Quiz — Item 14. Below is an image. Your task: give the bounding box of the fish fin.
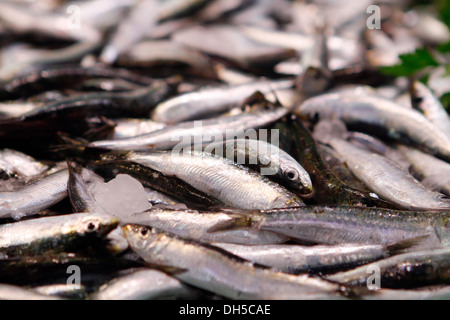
[206,214,256,233]
[386,234,431,256]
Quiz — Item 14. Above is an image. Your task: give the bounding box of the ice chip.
[91,174,152,220]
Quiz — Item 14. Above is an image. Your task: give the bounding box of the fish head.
[280,165,314,195]
[65,213,119,238]
[122,224,163,253]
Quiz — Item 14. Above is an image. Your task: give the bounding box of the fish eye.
[284,169,299,181]
[84,219,100,233]
[139,227,152,239]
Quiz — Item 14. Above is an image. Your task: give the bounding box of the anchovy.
[0,65,155,101]
[120,150,303,210]
[225,206,450,248]
[297,92,450,162]
[398,145,450,197]
[322,136,450,211]
[152,79,294,124]
[32,284,87,300]
[213,241,415,275]
[0,213,119,258]
[326,247,450,289]
[91,268,199,300]
[88,107,288,151]
[411,81,450,137]
[0,169,69,219]
[123,225,353,300]
[205,138,313,194]
[0,149,49,179]
[287,115,391,207]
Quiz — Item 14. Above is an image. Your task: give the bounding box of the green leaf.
[436,0,450,30]
[379,48,439,77]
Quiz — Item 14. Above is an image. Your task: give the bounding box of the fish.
[88,107,288,151]
[313,120,450,211]
[398,145,450,197]
[204,138,313,194]
[221,206,450,248]
[0,64,155,101]
[411,81,450,138]
[297,92,450,162]
[326,247,450,289]
[286,115,390,207]
[0,213,119,258]
[151,78,294,124]
[91,268,200,300]
[0,169,69,219]
[213,241,417,275]
[0,284,64,300]
[122,224,354,300]
[117,150,304,210]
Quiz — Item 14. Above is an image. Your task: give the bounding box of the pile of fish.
[0,0,450,300]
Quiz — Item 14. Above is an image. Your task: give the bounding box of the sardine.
[151,79,294,124]
[327,247,450,289]
[0,213,119,258]
[120,150,303,210]
[297,92,450,162]
[123,224,353,300]
[314,121,450,210]
[213,241,415,275]
[88,107,288,151]
[91,268,199,300]
[205,139,313,194]
[224,206,450,248]
[411,81,450,138]
[0,169,69,219]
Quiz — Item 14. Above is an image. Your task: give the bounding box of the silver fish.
[297,92,450,162]
[92,268,198,300]
[0,212,119,258]
[411,81,450,138]
[88,107,288,151]
[213,242,411,275]
[123,225,352,300]
[398,145,450,197]
[0,169,69,219]
[123,151,303,210]
[205,138,313,194]
[151,79,294,124]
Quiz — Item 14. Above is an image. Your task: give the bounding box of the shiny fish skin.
[398,145,450,197]
[91,268,198,300]
[123,225,352,300]
[213,242,405,275]
[232,206,450,248]
[124,151,304,210]
[152,78,294,124]
[0,65,155,101]
[111,119,167,140]
[0,169,69,219]
[0,213,119,258]
[0,149,49,179]
[326,247,450,288]
[297,92,450,162]
[411,81,450,138]
[0,284,63,300]
[287,116,391,208]
[206,139,313,194]
[88,107,288,151]
[325,137,450,211]
[124,207,289,245]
